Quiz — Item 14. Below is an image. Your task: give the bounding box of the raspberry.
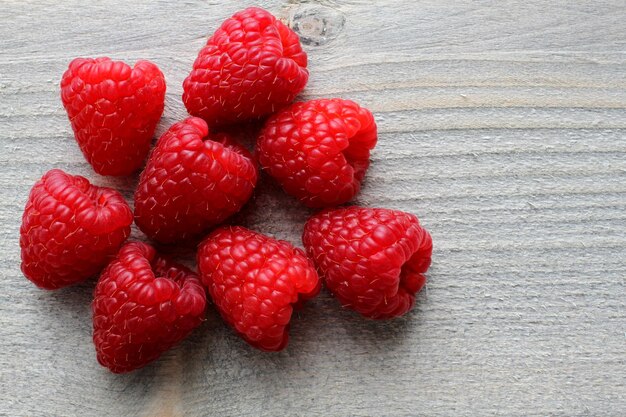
[302,206,432,319]
[183,7,308,126]
[92,241,206,373]
[61,57,166,176]
[197,226,320,351]
[134,117,258,243]
[19,169,133,290]
[256,98,377,208]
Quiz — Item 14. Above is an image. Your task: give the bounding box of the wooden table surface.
[1,1,625,416]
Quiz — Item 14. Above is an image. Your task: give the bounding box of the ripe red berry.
[19,169,133,290]
[302,206,432,319]
[256,98,377,208]
[134,117,258,243]
[92,241,206,373]
[183,7,308,126]
[197,226,320,351]
[61,57,166,176]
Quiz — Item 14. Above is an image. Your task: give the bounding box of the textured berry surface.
[19,169,133,290]
[183,7,308,126]
[257,98,377,208]
[302,206,432,319]
[198,226,320,351]
[93,242,206,373]
[134,117,258,243]
[61,57,166,175]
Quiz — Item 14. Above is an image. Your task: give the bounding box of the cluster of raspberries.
[19,7,433,373]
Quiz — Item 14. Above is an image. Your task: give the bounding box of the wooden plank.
[1,1,625,416]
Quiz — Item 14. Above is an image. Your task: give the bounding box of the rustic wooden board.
[1,1,625,416]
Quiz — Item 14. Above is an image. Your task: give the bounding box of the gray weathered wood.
[1,1,625,416]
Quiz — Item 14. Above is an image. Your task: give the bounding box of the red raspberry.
[61,57,166,176]
[302,206,432,319]
[19,169,133,290]
[197,226,320,351]
[92,241,206,373]
[183,7,308,126]
[134,117,258,243]
[256,98,377,208]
